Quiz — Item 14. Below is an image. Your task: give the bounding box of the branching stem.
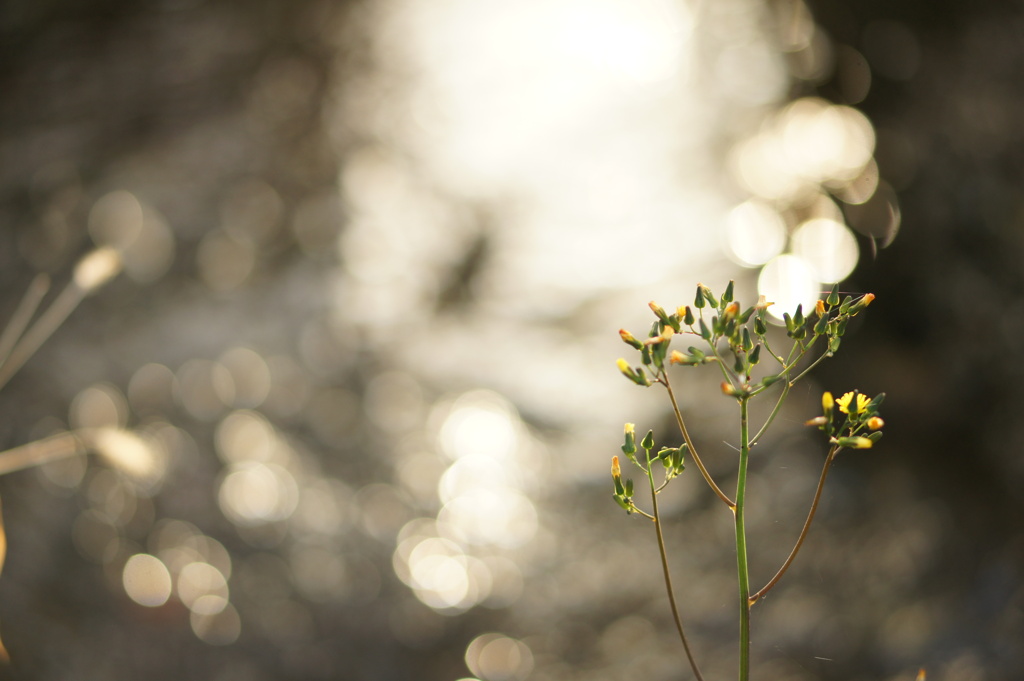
[749,445,840,606]
[662,374,735,508]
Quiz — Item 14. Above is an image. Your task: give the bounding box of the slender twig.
[0,274,50,370]
[0,432,85,476]
[647,449,706,681]
[749,380,790,446]
[734,397,753,681]
[0,281,88,392]
[662,374,735,508]
[749,445,839,606]
[786,347,833,385]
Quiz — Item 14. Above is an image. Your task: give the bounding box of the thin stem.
[647,449,706,681]
[0,280,88,392]
[0,431,85,476]
[662,374,735,508]
[749,446,839,606]
[749,380,790,446]
[735,397,752,681]
[786,346,832,385]
[0,273,50,371]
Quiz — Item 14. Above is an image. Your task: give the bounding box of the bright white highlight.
[758,254,819,322]
[791,218,859,283]
[122,553,172,607]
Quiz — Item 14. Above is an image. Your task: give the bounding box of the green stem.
[662,375,735,508]
[735,397,752,681]
[749,380,790,446]
[647,450,706,681]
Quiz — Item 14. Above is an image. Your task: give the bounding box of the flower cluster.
[806,389,885,449]
[615,281,876,399]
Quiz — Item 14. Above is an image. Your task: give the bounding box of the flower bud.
[826,284,840,307]
[648,301,669,322]
[622,423,636,455]
[669,350,691,365]
[822,391,834,414]
[619,328,643,349]
[815,298,826,318]
[804,416,828,427]
[611,455,621,479]
[848,293,876,314]
[867,416,885,430]
[837,436,873,449]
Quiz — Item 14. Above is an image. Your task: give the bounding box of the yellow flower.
[624,423,635,436]
[836,391,870,415]
[867,416,885,430]
[822,391,834,413]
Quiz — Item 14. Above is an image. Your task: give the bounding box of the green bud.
[761,374,783,388]
[671,447,685,472]
[614,494,631,511]
[839,295,853,314]
[649,301,670,324]
[641,429,655,451]
[848,293,875,314]
[683,306,695,326]
[699,318,712,340]
[827,284,840,307]
[694,285,706,309]
[614,476,625,496]
[622,423,637,455]
[792,304,804,328]
[619,328,644,349]
[749,344,761,365]
[742,328,753,352]
[723,280,735,303]
[814,314,829,335]
[701,285,718,309]
[836,436,873,449]
[625,478,634,496]
[754,315,767,336]
[739,306,755,324]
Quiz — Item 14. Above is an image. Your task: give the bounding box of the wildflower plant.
[613,281,884,681]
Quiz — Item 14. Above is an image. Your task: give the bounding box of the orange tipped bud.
[611,455,621,479]
[867,416,885,430]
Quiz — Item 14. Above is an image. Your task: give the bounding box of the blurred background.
[0,0,1021,680]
